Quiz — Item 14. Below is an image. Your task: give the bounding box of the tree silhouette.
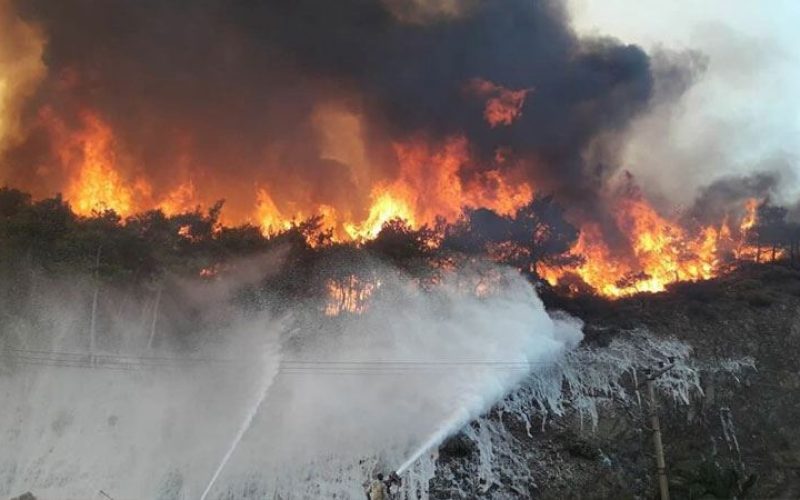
[441,195,579,278]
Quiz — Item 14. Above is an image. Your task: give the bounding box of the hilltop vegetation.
[0,186,581,296]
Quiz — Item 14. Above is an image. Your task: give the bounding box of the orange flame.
[253,135,533,242]
[344,190,416,240]
[255,188,294,236]
[541,197,763,297]
[468,78,533,128]
[30,106,774,300]
[61,112,143,216]
[199,265,218,278]
[740,198,758,232]
[325,275,377,316]
[159,180,198,215]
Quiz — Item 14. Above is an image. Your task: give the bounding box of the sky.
[568,0,800,206]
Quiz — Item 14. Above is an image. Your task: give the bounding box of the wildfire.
[255,188,295,236]
[740,198,758,232]
[468,78,533,128]
[19,106,774,300]
[344,190,416,240]
[541,197,762,297]
[325,276,378,316]
[251,135,533,242]
[0,0,45,153]
[41,109,198,218]
[199,265,218,278]
[365,137,531,227]
[159,180,198,215]
[53,111,143,217]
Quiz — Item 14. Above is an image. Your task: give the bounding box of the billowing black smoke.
[9,0,656,219]
[689,171,782,226]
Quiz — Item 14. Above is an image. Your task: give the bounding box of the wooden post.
[147,285,162,350]
[89,245,102,366]
[646,378,670,500]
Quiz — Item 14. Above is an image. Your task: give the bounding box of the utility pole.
[89,245,102,367]
[646,372,670,500]
[636,360,675,500]
[147,285,162,350]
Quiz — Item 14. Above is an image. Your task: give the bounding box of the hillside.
[429,264,800,499]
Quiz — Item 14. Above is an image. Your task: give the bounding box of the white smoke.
[0,263,582,499]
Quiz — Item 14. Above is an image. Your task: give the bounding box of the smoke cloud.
[0,0,45,155]
[568,2,800,211]
[688,170,784,226]
[0,260,582,498]
[2,0,659,223]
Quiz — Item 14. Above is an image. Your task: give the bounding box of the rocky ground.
[429,264,800,499]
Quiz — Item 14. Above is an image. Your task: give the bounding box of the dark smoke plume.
[6,0,658,220]
[689,170,784,226]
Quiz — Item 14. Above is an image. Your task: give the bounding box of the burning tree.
[748,202,789,263]
[507,195,581,276]
[364,218,436,271]
[442,195,580,280]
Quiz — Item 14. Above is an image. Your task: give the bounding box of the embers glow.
[324,276,378,316]
[199,265,218,278]
[468,78,533,128]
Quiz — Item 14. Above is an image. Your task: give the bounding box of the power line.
[0,355,553,373]
[3,348,782,378]
[0,347,564,369]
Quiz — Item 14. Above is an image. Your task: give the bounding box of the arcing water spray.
[396,407,470,475]
[199,353,279,500]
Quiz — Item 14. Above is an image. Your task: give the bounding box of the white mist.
[1,264,582,499]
